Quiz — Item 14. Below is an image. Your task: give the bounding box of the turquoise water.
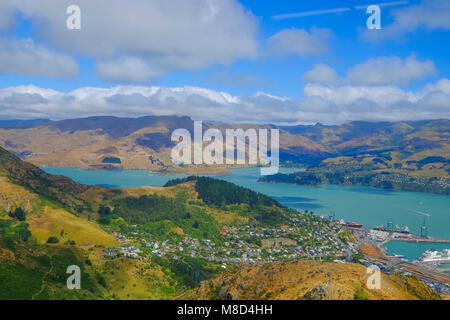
[439,263,450,269]
[43,167,188,188]
[42,166,450,256]
[383,241,450,260]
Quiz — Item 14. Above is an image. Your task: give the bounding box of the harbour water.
[43,167,450,258]
[43,167,187,188]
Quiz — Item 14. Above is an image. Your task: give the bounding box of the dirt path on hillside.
[32,257,54,300]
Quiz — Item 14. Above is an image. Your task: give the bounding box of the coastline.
[258,178,450,196]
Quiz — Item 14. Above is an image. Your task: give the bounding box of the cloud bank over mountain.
[1,78,448,124]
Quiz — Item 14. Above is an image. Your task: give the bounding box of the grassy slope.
[0,178,117,247]
[0,237,105,300]
[0,145,118,246]
[27,207,117,246]
[182,260,442,300]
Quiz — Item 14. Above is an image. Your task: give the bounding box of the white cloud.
[301,55,436,86]
[347,55,436,85]
[304,83,418,108]
[10,0,259,83]
[301,64,341,85]
[266,27,332,56]
[303,80,450,119]
[361,0,450,41]
[0,38,79,78]
[422,78,450,94]
[0,1,334,83]
[0,80,448,124]
[96,57,161,83]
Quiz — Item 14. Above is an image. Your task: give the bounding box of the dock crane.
[420,217,428,238]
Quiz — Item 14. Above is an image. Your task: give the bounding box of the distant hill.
[50,115,193,139]
[0,119,51,129]
[279,119,450,169]
[0,116,448,178]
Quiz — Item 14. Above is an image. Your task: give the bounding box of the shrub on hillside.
[8,207,27,221]
[46,236,59,244]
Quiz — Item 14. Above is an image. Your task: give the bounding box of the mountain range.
[0,117,448,179]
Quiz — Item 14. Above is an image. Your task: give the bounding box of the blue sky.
[0,0,449,123]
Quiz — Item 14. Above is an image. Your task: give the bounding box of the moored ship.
[420,249,450,263]
[373,225,410,234]
[373,225,387,232]
[346,222,363,228]
[394,225,410,234]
